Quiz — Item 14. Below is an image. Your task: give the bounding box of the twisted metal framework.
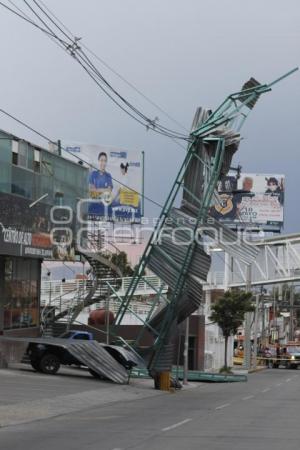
[110,68,298,373]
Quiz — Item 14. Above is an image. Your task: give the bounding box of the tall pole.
[261,288,266,346]
[243,264,252,370]
[183,317,190,385]
[289,283,295,341]
[253,294,260,369]
[106,295,110,345]
[224,252,230,290]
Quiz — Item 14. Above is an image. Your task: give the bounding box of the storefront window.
[3,257,39,330]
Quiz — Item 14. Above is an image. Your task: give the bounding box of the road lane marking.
[242,395,254,401]
[162,418,192,432]
[286,378,291,382]
[215,403,230,410]
[276,383,282,387]
[262,388,271,393]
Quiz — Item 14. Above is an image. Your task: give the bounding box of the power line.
[0,1,65,43]
[4,4,188,150]
[37,0,189,133]
[6,0,70,54]
[2,0,190,141]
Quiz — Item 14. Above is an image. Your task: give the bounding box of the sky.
[0,0,299,232]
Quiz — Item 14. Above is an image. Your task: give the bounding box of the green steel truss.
[109,68,298,371]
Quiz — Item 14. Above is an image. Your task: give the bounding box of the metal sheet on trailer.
[0,337,130,384]
[103,344,146,369]
[66,341,129,384]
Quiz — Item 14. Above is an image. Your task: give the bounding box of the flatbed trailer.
[0,336,144,384]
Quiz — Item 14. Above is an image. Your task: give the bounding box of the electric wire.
[38,0,190,133]
[35,0,189,133]
[8,0,190,141]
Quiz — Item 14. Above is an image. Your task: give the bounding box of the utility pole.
[261,287,266,346]
[243,264,252,370]
[252,294,260,369]
[289,283,295,341]
[105,295,110,345]
[183,317,190,385]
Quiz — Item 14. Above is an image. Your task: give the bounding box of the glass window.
[3,257,39,330]
[27,147,34,171]
[18,141,28,168]
[54,192,64,206]
[11,141,37,172]
[73,334,90,340]
[34,149,41,173]
[12,152,18,165]
[11,165,33,199]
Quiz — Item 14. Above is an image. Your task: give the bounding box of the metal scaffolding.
[109,68,298,374]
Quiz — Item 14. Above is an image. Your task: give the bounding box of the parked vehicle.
[263,344,300,369]
[281,345,300,369]
[59,330,94,341]
[1,334,143,384]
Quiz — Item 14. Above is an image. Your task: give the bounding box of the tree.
[110,251,134,277]
[209,290,254,371]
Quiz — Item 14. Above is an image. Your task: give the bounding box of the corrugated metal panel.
[0,337,133,384]
[209,127,240,176]
[159,231,211,280]
[202,218,259,263]
[176,279,203,324]
[183,106,241,207]
[190,107,212,132]
[169,207,258,264]
[182,139,206,212]
[238,78,262,109]
[182,107,209,212]
[148,248,179,290]
[103,344,146,369]
[149,276,203,330]
[152,343,174,372]
[66,341,129,383]
[149,242,210,284]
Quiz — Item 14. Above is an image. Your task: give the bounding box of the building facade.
[0,129,88,336]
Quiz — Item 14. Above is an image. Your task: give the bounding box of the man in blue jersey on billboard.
[88,151,113,218]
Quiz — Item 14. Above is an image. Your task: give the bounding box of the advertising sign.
[64,143,143,223]
[0,192,76,260]
[210,173,285,231]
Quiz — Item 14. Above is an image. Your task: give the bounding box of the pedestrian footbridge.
[207,233,300,288]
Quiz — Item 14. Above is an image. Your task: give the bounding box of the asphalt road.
[1,368,299,450]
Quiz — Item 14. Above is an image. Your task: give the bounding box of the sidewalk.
[0,364,164,428]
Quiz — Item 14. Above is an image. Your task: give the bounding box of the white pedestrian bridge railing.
[40,275,168,307]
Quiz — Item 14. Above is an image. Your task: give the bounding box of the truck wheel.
[39,353,60,375]
[88,368,107,380]
[31,360,42,372]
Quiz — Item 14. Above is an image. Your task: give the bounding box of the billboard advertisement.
[64,143,143,223]
[210,173,285,230]
[0,192,76,260]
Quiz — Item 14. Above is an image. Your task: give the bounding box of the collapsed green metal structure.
[109,68,298,375]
